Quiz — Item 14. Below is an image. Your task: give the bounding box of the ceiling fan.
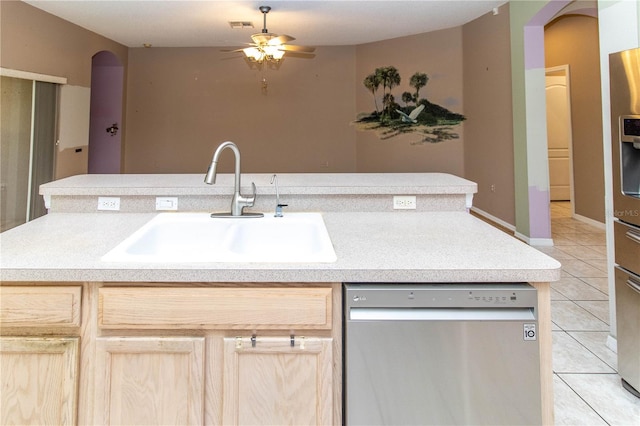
[230,5,315,64]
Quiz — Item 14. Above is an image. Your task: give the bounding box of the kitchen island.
[0,173,560,425]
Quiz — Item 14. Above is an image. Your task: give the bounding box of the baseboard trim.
[606,334,617,354]
[469,207,515,232]
[573,213,606,230]
[514,232,555,247]
[471,207,557,246]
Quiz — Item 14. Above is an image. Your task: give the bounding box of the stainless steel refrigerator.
[609,46,640,398]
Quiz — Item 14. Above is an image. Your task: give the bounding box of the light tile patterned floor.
[535,202,640,425]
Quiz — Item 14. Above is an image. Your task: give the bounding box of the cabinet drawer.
[0,286,82,328]
[99,286,332,330]
[614,221,640,276]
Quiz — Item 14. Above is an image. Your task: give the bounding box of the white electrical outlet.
[98,196,120,211]
[156,197,178,211]
[393,195,417,210]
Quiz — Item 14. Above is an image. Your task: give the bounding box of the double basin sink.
[102,212,337,263]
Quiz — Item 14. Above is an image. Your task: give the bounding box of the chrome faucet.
[270,174,288,217]
[204,141,263,218]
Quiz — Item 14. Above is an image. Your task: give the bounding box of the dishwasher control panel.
[344,283,538,310]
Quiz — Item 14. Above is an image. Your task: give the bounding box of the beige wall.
[462,4,515,225]
[545,14,604,223]
[124,46,356,173]
[355,28,465,175]
[3,0,516,219]
[0,1,127,87]
[0,0,128,179]
[125,29,469,175]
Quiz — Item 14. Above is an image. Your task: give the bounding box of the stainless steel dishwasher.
[344,283,542,425]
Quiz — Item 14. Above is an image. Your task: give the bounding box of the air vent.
[229,21,254,29]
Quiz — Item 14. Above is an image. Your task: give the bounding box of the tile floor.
[534,201,640,425]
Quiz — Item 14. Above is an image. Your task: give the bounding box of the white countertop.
[40,173,477,196]
[0,211,560,283]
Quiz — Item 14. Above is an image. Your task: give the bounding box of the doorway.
[543,11,604,226]
[88,51,124,174]
[545,66,574,207]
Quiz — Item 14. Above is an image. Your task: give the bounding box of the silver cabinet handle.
[627,276,640,295]
[625,230,640,244]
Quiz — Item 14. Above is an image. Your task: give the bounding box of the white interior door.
[545,67,573,201]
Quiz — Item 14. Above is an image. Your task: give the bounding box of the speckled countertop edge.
[0,211,561,283]
[40,173,478,196]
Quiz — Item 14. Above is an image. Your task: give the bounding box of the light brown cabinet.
[97,286,333,330]
[92,284,337,425]
[0,285,82,330]
[91,334,333,425]
[93,336,205,425]
[90,334,334,426]
[0,337,79,426]
[222,336,333,425]
[1,282,340,425]
[0,285,82,425]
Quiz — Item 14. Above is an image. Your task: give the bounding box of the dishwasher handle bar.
[349,307,536,321]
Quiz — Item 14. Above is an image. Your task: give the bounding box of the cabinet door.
[93,337,205,425]
[0,337,79,426]
[222,336,332,425]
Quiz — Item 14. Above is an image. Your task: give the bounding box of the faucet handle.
[246,182,257,206]
[236,182,257,209]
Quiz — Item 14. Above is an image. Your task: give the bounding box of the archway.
[514,0,573,245]
[544,11,603,227]
[89,51,123,173]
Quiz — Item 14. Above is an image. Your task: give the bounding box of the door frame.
[88,51,124,174]
[545,64,575,215]
[0,68,66,228]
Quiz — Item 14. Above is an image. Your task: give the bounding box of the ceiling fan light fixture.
[243,47,264,62]
[263,45,281,56]
[230,5,314,65]
[243,45,283,63]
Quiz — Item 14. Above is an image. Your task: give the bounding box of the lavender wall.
[88,51,123,174]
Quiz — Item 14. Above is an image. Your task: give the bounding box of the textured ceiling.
[23,0,507,48]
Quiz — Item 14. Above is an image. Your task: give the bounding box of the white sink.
[101,212,337,263]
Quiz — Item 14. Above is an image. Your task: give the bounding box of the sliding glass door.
[1,76,57,231]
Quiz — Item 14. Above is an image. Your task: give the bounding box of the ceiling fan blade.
[251,33,267,44]
[251,33,284,45]
[221,48,247,53]
[279,45,316,53]
[269,34,295,45]
[285,51,316,59]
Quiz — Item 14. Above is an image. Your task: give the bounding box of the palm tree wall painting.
[355,66,465,144]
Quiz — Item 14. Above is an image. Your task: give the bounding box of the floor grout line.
[483,202,638,424]
[537,202,634,424]
[555,373,613,426]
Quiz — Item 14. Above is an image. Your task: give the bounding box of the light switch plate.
[156,197,178,211]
